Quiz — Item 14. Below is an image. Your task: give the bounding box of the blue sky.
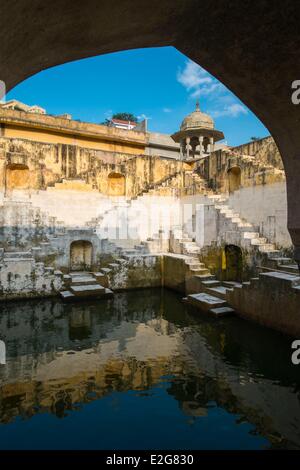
[6,46,268,146]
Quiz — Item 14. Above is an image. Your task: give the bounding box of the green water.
[0,288,299,449]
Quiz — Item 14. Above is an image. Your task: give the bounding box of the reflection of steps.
[60,271,113,301]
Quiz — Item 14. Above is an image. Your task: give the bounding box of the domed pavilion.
[171,101,224,160]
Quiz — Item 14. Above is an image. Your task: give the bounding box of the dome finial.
[196,100,200,111]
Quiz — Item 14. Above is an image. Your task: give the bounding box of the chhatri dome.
[171,101,224,160]
[180,101,214,131]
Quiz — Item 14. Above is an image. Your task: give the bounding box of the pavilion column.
[186,137,190,160]
[179,139,185,160]
[199,136,203,156]
[209,137,214,153]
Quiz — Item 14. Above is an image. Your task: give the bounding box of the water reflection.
[0,289,299,449]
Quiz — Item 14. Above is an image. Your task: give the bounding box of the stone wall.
[198,136,285,194]
[228,182,291,248]
[106,255,162,290]
[0,136,181,199]
[0,251,63,301]
[227,272,300,337]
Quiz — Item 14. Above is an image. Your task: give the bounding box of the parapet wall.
[227,272,300,337]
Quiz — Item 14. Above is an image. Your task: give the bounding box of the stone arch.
[227,166,241,194]
[6,164,30,190]
[224,244,243,281]
[0,340,5,365]
[2,3,300,263]
[70,240,93,271]
[108,172,125,196]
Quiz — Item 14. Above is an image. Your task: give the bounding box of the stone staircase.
[133,171,181,198]
[170,228,201,256]
[207,194,280,256]
[184,292,235,317]
[261,254,299,274]
[60,271,113,301]
[184,267,240,317]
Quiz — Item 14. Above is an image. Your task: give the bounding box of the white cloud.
[177,61,212,91]
[177,59,248,120]
[190,83,224,99]
[138,113,152,120]
[211,103,248,118]
[163,107,172,113]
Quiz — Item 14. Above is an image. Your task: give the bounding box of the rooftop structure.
[1,99,46,115]
[171,101,224,160]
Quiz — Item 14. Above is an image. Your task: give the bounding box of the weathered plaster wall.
[198,137,285,194]
[0,136,181,199]
[163,253,196,293]
[107,255,162,290]
[228,182,291,248]
[0,252,63,301]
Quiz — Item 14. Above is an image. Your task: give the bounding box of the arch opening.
[227,166,241,194]
[70,240,93,271]
[224,244,243,281]
[107,172,125,196]
[6,164,30,190]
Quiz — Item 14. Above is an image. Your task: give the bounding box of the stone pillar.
[199,136,203,156]
[209,137,214,153]
[186,137,190,160]
[179,139,185,160]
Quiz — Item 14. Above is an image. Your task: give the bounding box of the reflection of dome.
[180,101,214,131]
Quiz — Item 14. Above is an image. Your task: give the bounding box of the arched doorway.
[108,172,125,196]
[6,164,30,190]
[224,245,243,281]
[227,166,241,194]
[70,240,92,271]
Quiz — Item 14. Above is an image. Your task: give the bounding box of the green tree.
[101,112,138,125]
[112,112,138,122]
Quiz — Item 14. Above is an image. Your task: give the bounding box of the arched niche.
[224,244,243,281]
[6,164,30,190]
[107,172,125,196]
[227,166,241,194]
[70,240,93,271]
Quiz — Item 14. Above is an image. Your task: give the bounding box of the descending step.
[60,271,113,301]
[185,292,227,310]
[207,285,233,300]
[70,284,106,296]
[184,292,235,317]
